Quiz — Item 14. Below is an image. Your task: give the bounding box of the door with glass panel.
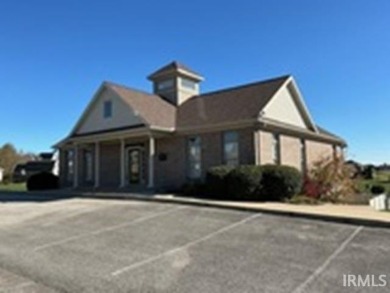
[127,148,143,184]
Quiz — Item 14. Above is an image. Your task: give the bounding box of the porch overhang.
[53,124,174,149]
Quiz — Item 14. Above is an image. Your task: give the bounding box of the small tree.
[361,164,376,180]
[304,156,356,202]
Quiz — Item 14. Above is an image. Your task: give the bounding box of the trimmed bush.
[181,181,205,197]
[205,166,233,198]
[226,165,263,200]
[260,165,302,201]
[27,172,59,191]
[370,185,385,195]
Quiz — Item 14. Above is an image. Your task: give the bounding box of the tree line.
[0,143,36,179]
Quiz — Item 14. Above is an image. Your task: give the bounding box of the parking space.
[0,195,389,292]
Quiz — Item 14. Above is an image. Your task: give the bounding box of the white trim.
[70,83,107,136]
[288,78,318,132]
[73,145,79,188]
[254,131,260,165]
[149,126,175,132]
[260,76,318,133]
[94,142,100,188]
[147,137,155,189]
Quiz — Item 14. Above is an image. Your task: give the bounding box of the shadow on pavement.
[0,191,74,203]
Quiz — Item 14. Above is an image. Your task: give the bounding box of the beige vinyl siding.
[262,86,307,129]
[77,88,143,135]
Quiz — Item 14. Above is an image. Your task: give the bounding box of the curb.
[77,193,390,229]
[1,190,389,229]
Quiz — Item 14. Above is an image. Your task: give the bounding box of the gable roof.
[176,75,290,129]
[61,72,345,147]
[106,82,176,130]
[69,82,176,137]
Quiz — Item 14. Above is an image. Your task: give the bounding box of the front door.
[127,148,143,184]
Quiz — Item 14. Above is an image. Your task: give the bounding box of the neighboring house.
[0,167,3,183]
[12,152,58,182]
[55,61,346,191]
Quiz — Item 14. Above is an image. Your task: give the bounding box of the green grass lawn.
[356,170,390,193]
[0,183,27,192]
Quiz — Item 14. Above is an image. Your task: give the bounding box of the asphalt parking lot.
[0,194,389,293]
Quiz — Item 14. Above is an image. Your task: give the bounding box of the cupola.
[148,61,203,105]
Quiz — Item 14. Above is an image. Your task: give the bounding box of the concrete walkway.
[1,190,389,227]
[73,192,390,228]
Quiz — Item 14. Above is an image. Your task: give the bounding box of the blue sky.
[0,0,389,163]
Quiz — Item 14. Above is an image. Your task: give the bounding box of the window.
[300,139,307,172]
[83,149,93,182]
[103,101,112,118]
[66,150,74,182]
[223,131,239,166]
[187,136,202,179]
[181,78,197,90]
[272,133,280,164]
[157,79,174,91]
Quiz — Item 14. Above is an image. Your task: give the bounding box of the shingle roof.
[106,82,176,129]
[148,61,202,80]
[102,76,289,132]
[176,75,290,128]
[316,125,346,145]
[101,76,344,145]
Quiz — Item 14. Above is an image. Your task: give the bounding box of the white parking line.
[111,212,262,277]
[33,205,186,252]
[291,226,363,293]
[41,206,103,227]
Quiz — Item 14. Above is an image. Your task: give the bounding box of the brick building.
[56,62,346,191]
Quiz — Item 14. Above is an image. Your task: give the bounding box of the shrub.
[27,172,59,191]
[302,175,322,199]
[205,166,233,198]
[2,174,12,185]
[205,165,301,201]
[226,165,263,200]
[181,180,206,197]
[305,156,356,202]
[370,185,385,195]
[260,165,302,201]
